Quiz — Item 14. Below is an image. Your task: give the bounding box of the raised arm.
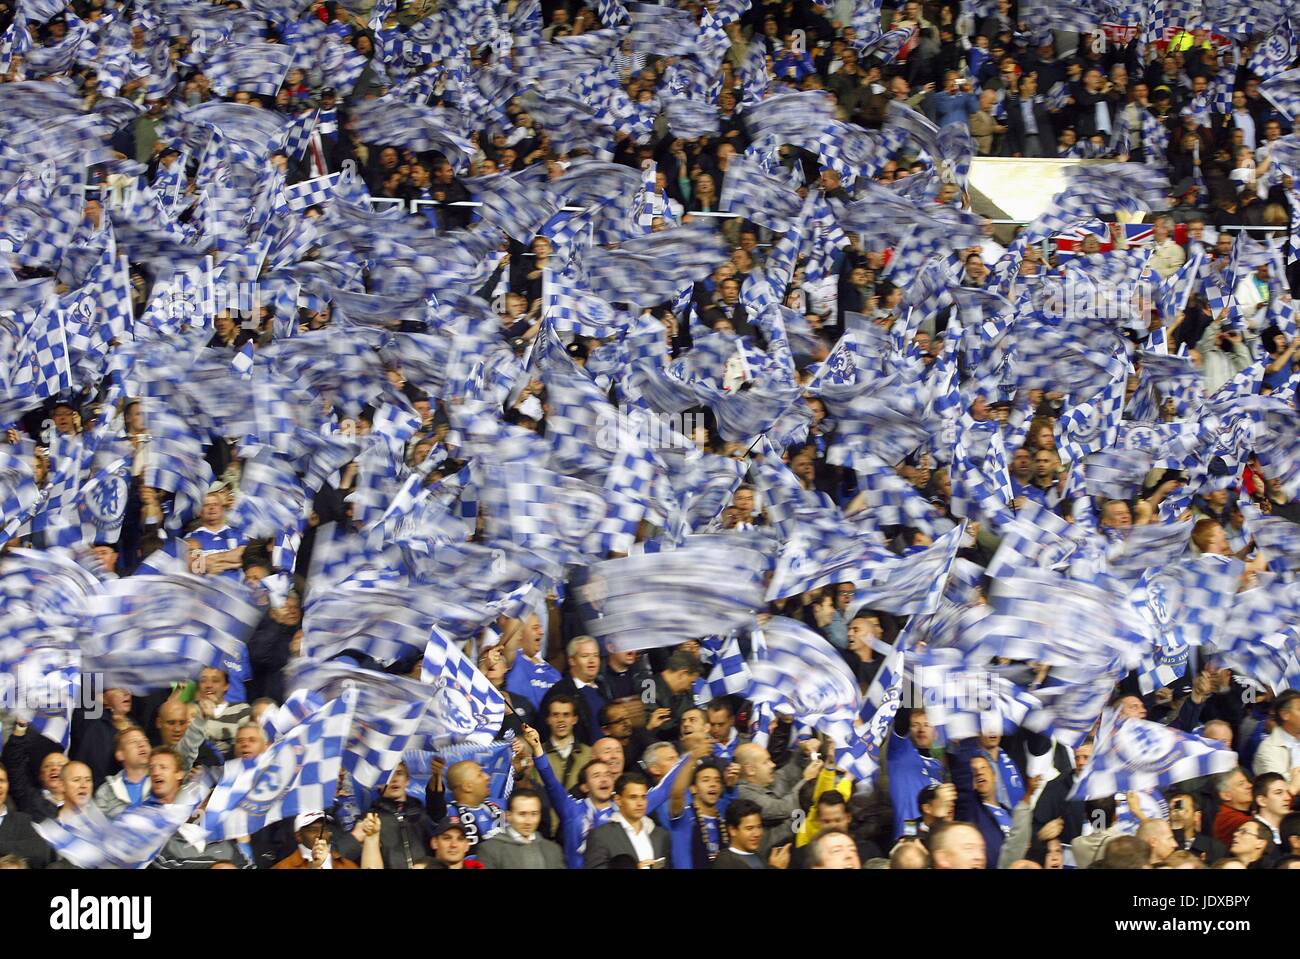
[523,724,573,826]
[359,813,384,869]
[667,743,710,820]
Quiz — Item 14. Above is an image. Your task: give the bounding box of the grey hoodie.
[475,829,566,870]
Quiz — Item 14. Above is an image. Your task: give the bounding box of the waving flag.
[910,647,1050,739]
[693,633,752,704]
[1249,19,1300,82]
[718,153,807,233]
[1155,251,1205,322]
[1129,555,1243,693]
[747,617,862,746]
[573,540,768,653]
[859,639,905,763]
[1069,710,1238,801]
[421,630,507,746]
[203,689,356,840]
[79,572,260,689]
[35,781,209,869]
[1,444,41,538]
[843,522,967,616]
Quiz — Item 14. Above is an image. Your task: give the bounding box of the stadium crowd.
[2,0,1300,871]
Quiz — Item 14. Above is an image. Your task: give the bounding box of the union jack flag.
[1054,221,1113,258]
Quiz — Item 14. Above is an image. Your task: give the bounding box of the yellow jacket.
[794,768,853,847]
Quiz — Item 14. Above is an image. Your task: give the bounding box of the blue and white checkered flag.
[986,500,1078,577]
[1083,448,1155,500]
[843,522,967,616]
[281,108,318,161]
[282,172,341,211]
[574,539,769,653]
[1213,572,1300,658]
[859,640,905,764]
[464,166,561,243]
[80,572,261,688]
[35,780,209,869]
[20,306,73,399]
[910,647,1050,740]
[693,634,752,705]
[45,457,133,548]
[1129,555,1243,693]
[595,0,631,27]
[303,576,495,667]
[230,340,255,380]
[260,688,326,742]
[204,40,295,97]
[849,452,949,537]
[1057,370,1127,466]
[203,689,356,840]
[0,444,41,539]
[1240,503,1300,573]
[626,1,699,57]
[718,152,807,233]
[1258,65,1300,118]
[746,616,862,748]
[542,269,625,339]
[766,530,893,602]
[1069,709,1238,801]
[342,694,428,791]
[979,570,1148,675]
[1249,18,1300,82]
[1157,251,1204,320]
[421,629,507,747]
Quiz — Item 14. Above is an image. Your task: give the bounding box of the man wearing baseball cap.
[426,815,484,869]
[273,812,359,869]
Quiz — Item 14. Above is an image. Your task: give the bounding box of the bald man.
[930,822,987,869]
[890,841,931,869]
[1202,720,1233,747]
[1137,819,1179,864]
[153,698,221,773]
[446,760,503,849]
[1007,859,1042,869]
[57,762,95,820]
[734,741,822,856]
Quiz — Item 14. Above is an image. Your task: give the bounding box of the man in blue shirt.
[189,489,247,581]
[773,34,816,82]
[925,71,981,127]
[888,707,946,838]
[523,725,684,869]
[667,748,732,869]
[504,613,560,711]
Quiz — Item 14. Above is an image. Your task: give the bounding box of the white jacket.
[1253,727,1300,778]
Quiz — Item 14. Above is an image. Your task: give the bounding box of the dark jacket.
[711,847,767,869]
[244,614,297,703]
[583,818,672,868]
[68,710,122,788]
[541,678,607,747]
[368,796,434,870]
[1032,768,1087,846]
[0,809,53,867]
[1003,94,1057,157]
[596,658,654,704]
[950,744,1011,868]
[1,731,61,821]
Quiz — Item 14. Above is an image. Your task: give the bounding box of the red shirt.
[1212,805,1251,848]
